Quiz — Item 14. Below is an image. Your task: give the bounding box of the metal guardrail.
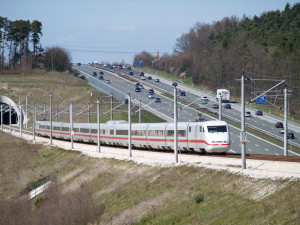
[18,174,56,197]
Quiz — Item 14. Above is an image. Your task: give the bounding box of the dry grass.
[0,182,103,225]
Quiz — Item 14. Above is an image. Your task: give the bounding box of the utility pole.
[173,82,178,163]
[111,94,113,121]
[19,104,22,137]
[1,105,3,131]
[284,87,288,156]
[97,98,101,153]
[25,94,28,129]
[33,104,36,141]
[241,71,246,169]
[55,105,58,122]
[128,94,132,158]
[50,92,53,145]
[218,93,222,120]
[70,101,73,150]
[9,104,12,134]
[139,100,141,123]
[87,103,90,123]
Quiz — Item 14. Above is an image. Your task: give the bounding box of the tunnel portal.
[0,96,20,125]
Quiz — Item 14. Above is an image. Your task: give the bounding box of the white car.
[279,128,284,134]
[141,77,146,80]
[245,112,251,117]
[149,94,154,99]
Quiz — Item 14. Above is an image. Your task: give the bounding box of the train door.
[187,123,196,150]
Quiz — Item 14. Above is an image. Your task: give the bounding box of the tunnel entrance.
[0,95,20,125]
[0,103,18,125]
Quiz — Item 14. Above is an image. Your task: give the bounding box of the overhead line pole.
[97,98,101,153]
[241,71,246,169]
[128,94,132,158]
[284,87,288,156]
[173,82,178,163]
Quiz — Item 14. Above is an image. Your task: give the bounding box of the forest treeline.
[134,3,300,116]
[0,17,71,72]
[0,17,43,69]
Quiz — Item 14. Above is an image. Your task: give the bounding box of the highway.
[73,64,300,157]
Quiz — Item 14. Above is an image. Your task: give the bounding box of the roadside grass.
[0,70,164,124]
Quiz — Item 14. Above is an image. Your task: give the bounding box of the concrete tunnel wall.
[0,95,21,125]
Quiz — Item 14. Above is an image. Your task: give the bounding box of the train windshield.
[207,125,227,133]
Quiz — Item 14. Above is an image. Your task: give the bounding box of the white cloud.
[108,25,137,31]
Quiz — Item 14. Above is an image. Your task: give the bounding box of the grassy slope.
[0,131,299,224]
[0,71,164,123]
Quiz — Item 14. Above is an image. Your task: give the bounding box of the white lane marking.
[265,149,269,151]
[275,153,279,155]
[248,149,252,151]
[255,144,259,147]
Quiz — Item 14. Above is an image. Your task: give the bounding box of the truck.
[216,89,230,102]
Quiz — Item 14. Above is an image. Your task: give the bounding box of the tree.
[44,47,71,72]
[31,20,42,58]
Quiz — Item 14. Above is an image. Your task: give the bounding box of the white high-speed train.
[35,120,230,153]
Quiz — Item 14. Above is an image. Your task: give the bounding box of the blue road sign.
[136,61,143,66]
[257,95,266,103]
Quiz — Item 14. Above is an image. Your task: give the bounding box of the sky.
[1,0,299,65]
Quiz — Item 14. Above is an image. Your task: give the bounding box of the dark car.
[92,72,97,76]
[135,82,140,87]
[99,71,104,75]
[129,71,134,75]
[155,78,160,82]
[77,63,81,66]
[135,87,141,92]
[180,91,186,96]
[212,104,219,109]
[140,72,144,76]
[224,103,231,109]
[155,98,161,103]
[148,89,154,94]
[147,76,152,80]
[256,110,263,116]
[127,67,131,70]
[287,132,295,139]
[99,75,103,80]
[275,122,283,128]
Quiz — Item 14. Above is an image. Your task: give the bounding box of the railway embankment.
[1,127,300,224]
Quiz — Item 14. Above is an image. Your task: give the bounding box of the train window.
[73,128,79,132]
[148,130,163,136]
[39,125,45,129]
[116,130,128,135]
[80,128,89,133]
[53,126,60,131]
[178,130,186,137]
[167,130,186,137]
[132,130,145,136]
[91,129,98,134]
[110,130,114,135]
[62,127,69,132]
[167,130,174,136]
[189,127,191,132]
[199,126,202,132]
[46,126,50,130]
[207,126,227,133]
